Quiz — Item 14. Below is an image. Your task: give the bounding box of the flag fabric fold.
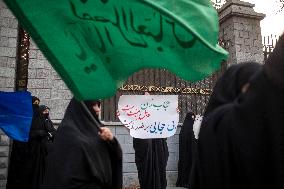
[4,0,228,100]
[0,91,33,142]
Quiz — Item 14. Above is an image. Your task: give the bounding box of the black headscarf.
[32,96,40,104]
[41,98,122,189]
[176,112,195,187]
[204,62,261,116]
[84,100,101,124]
[37,105,56,141]
[39,105,50,112]
[191,33,284,189]
[38,105,50,118]
[29,104,50,139]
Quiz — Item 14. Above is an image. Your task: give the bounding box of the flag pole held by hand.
[80,101,102,131]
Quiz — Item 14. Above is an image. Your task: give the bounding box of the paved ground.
[124,187,186,189]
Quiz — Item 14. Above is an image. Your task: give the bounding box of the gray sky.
[241,0,284,36]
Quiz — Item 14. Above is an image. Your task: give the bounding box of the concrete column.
[218,0,265,65]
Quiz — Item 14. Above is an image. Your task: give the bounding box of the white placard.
[193,115,203,139]
[117,95,179,139]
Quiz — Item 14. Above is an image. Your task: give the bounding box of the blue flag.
[0,91,33,142]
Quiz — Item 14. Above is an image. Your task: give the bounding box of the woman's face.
[33,100,40,105]
[92,103,101,116]
[43,109,50,114]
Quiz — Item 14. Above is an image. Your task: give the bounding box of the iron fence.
[101,62,227,122]
[263,34,279,61]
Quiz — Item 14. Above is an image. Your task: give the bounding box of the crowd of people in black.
[6,33,284,189]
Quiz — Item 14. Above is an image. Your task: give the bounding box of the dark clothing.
[7,104,49,189]
[189,63,261,189]
[133,138,169,189]
[195,70,284,189]
[176,112,195,187]
[38,105,56,141]
[204,62,261,116]
[190,34,284,189]
[41,98,122,189]
[6,141,33,189]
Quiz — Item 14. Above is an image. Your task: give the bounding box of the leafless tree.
[211,0,227,9]
[278,0,284,12]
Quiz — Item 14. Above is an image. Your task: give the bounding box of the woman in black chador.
[190,33,284,189]
[7,96,50,189]
[176,111,195,187]
[38,105,56,141]
[133,137,169,189]
[41,98,122,189]
[133,92,169,189]
[180,62,260,189]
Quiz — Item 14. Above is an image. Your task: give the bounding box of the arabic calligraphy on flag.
[68,0,197,54]
[117,95,179,139]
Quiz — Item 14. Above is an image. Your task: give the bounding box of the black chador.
[7,102,49,189]
[176,112,195,187]
[41,98,122,189]
[188,62,261,189]
[133,138,169,189]
[190,34,284,189]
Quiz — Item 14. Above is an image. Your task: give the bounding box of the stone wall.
[27,40,72,121]
[0,1,18,187]
[0,1,17,92]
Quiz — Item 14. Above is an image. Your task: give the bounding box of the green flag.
[5,0,228,100]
